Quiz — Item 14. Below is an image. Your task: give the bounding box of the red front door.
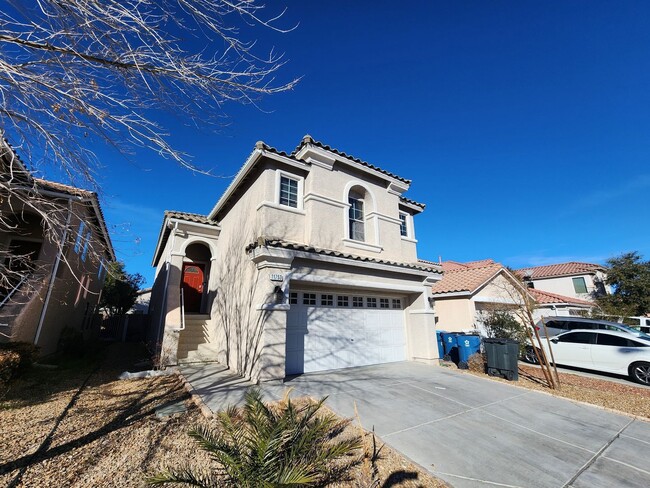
[181,263,205,313]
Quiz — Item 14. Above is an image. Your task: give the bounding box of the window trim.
[348,194,365,242]
[572,277,588,294]
[399,212,409,238]
[275,170,304,210]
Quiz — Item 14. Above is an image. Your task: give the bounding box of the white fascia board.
[430,291,473,299]
[168,218,221,234]
[89,196,116,261]
[289,273,426,293]
[151,215,171,267]
[398,200,425,214]
[296,145,410,191]
[285,248,438,279]
[473,296,521,305]
[208,148,309,220]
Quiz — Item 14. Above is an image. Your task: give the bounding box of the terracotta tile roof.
[516,262,604,279]
[35,178,94,198]
[247,238,442,274]
[292,135,411,184]
[441,259,496,272]
[164,210,218,226]
[430,262,504,294]
[528,288,593,306]
[399,195,425,209]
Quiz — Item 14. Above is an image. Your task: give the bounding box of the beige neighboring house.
[0,137,115,355]
[430,260,595,334]
[516,262,610,301]
[149,136,443,382]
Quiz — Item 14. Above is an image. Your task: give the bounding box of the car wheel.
[630,362,650,385]
[524,346,540,364]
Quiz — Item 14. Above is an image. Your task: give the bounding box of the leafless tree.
[1,0,298,185]
[0,1,298,319]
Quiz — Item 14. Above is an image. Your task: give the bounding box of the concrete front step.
[178,343,220,364]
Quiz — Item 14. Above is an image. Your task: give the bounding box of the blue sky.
[72,1,650,286]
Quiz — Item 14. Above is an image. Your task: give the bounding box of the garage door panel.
[286,293,406,375]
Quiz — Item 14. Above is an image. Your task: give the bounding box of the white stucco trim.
[342,238,383,253]
[256,201,307,215]
[289,273,426,293]
[179,236,218,258]
[303,192,347,208]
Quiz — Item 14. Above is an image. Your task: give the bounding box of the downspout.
[34,198,74,345]
[155,220,179,352]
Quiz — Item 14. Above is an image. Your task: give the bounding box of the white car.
[531,329,650,385]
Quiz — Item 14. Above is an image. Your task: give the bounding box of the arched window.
[348,189,365,241]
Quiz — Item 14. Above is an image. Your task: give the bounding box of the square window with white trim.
[279,175,299,208]
[366,297,377,308]
[379,298,390,309]
[352,296,364,307]
[320,294,333,306]
[399,213,408,237]
[303,293,316,305]
[392,298,402,309]
[289,292,298,304]
[337,295,349,307]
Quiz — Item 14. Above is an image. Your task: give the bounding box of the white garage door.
[285,291,407,375]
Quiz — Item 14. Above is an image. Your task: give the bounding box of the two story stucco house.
[149,136,442,382]
[0,136,115,355]
[515,262,610,301]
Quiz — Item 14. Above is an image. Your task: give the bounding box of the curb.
[176,371,214,418]
[455,367,650,423]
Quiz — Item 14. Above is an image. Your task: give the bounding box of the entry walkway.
[181,361,650,488]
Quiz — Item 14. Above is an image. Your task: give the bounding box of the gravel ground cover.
[463,356,650,419]
[0,343,446,487]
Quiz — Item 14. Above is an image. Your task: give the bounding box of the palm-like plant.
[148,388,362,487]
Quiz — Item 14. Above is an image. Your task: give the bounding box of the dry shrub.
[0,350,21,384]
[467,352,486,374]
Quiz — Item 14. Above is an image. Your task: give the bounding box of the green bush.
[148,388,362,487]
[57,327,85,356]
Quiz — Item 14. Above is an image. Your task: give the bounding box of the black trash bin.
[483,338,519,381]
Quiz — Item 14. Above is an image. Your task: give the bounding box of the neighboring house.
[430,260,595,334]
[0,137,115,355]
[149,136,443,382]
[129,287,151,314]
[516,262,610,301]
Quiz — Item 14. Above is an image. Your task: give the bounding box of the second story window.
[279,175,299,208]
[348,192,365,241]
[572,277,588,294]
[74,221,86,253]
[399,213,408,237]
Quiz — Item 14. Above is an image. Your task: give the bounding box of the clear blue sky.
[84,1,650,286]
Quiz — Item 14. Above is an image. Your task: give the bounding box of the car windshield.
[613,323,650,340]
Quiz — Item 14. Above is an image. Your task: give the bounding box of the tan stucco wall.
[1,197,109,356]
[531,274,598,301]
[434,298,475,332]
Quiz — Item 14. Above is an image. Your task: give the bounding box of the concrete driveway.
[281,362,650,488]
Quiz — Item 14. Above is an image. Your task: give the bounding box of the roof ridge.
[291,135,411,184]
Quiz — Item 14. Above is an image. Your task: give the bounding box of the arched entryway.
[181,242,212,314]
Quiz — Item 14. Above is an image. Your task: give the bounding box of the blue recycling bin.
[435,330,446,359]
[457,334,481,369]
[441,332,459,363]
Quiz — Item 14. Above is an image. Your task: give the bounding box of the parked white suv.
[532,329,650,385]
[535,316,650,340]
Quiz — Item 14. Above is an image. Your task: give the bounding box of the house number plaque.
[269,273,285,282]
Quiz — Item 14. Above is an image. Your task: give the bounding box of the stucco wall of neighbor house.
[1,199,109,356]
[434,298,474,332]
[530,274,597,300]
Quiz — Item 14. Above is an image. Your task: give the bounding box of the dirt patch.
[463,361,650,419]
[1,343,447,487]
